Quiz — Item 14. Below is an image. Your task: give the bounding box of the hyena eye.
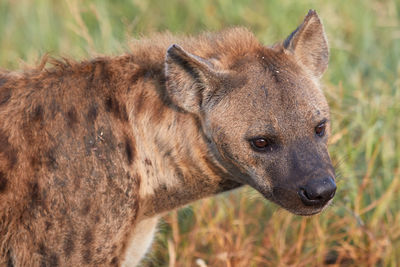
[315,121,326,137]
[250,137,274,152]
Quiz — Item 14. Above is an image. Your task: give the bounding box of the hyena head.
[165,10,335,216]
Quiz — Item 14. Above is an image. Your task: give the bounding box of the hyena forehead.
[211,50,330,130]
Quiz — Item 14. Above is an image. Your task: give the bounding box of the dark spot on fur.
[83,134,96,156]
[0,130,10,151]
[144,158,152,166]
[31,105,44,122]
[82,249,92,264]
[0,130,18,169]
[30,156,40,168]
[261,85,268,98]
[45,221,52,231]
[29,181,43,207]
[130,68,146,86]
[6,249,13,267]
[0,77,7,87]
[84,64,95,86]
[0,171,8,192]
[81,199,91,216]
[0,87,11,106]
[54,176,66,188]
[129,67,154,91]
[33,81,43,90]
[87,104,98,121]
[125,137,134,165]
[38,242,47,256]
[49,100,61,119]
[105,97,114,113]
[160,183,167,191]
[105,96,129,121]
[38,242,59,267]
[6,149,17,169]
[63,233,75,257]
[66,107,78,127]
[49,253,59,267]
[60,208,67,215]
[144,70,154,79]
[264,62,282,83]
[83,229,93,245]
[93,59,111,82]
[31,182,39,201]
[45,149,58,170]
[110,257,119,265]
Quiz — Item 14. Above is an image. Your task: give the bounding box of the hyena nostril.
[299,176,336,206]
[302,188,322,200]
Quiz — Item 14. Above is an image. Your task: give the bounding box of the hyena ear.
[165,44,220,114]
[283,10,329,78]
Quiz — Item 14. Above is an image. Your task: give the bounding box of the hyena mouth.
[270,177,336,216]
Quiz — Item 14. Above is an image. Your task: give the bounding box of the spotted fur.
[0,10,334,266]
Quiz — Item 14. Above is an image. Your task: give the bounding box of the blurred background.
[1,0,400,266]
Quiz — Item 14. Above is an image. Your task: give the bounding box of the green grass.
[1,0,400,266]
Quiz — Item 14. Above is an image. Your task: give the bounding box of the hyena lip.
[292,206,325,216]
[249,183,330,216]
[264,187,331,216]
[277,200,327,216]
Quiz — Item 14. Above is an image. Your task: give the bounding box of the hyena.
[0,10,335,266]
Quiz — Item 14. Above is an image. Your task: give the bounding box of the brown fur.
[0,10,334,266]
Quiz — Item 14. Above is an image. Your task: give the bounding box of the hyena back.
[0,10,335,266]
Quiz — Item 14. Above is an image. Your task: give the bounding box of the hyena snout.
[298,176,336,206]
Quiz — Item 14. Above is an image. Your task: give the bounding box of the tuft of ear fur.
[283,10,329,78]
[165,44,219,114]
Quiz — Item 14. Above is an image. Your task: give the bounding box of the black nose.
[299,176,336,206]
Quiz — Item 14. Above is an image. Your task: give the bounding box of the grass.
[1,0,400,266]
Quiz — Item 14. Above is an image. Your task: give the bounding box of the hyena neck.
[125,83,241,218]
